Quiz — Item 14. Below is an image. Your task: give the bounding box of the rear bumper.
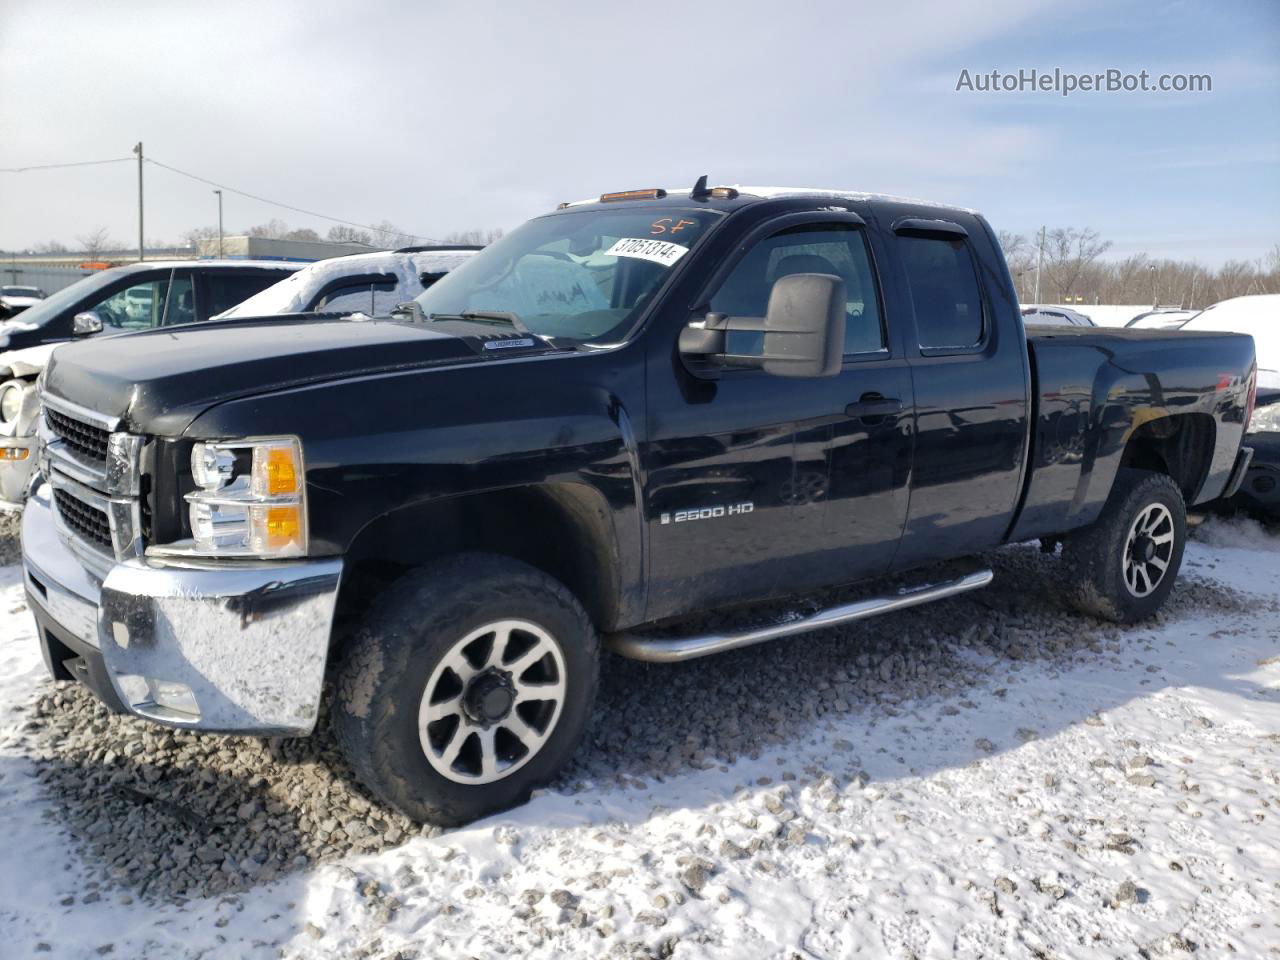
[1221,445,1255,500]
[21,483,344,735]
[1231,437,1280,515]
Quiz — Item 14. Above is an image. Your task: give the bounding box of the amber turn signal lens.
[0,447,30,461]
[253,444,301,497]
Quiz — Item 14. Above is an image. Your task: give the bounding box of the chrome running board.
[607,569,994,663]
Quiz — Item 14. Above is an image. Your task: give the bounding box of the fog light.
[116,675,201,722]
[149,679,200,717]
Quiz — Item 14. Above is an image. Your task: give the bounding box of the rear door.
[885,213,1029,568]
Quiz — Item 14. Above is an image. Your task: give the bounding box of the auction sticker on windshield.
[604,237,690,267]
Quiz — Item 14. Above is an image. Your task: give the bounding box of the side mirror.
[679,273,845,379]
[72,310,104,336]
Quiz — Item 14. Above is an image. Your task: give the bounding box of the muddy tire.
[1062,468,1186,623]
[332,553,599,826]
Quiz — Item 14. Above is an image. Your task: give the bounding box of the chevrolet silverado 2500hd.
[22,181,1257,825]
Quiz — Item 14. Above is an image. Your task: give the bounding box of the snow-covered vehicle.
[1021,305,1095,327]
[0,285,46,318]
[1125,308,1197,329]
[216,246,482,320]
[1176,294,1280,518]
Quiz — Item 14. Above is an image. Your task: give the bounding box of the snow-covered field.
[1,523,1278,959]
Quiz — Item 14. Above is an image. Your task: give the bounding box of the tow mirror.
[679,273,845,378]
[72,311,104,336]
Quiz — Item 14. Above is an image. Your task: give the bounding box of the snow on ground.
[1,523,1279,959]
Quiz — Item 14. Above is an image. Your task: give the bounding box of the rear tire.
[332,553,599,826]
[1062,468,1186,623]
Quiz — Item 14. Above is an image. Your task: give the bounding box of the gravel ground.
[7,541,1260,909]
[0,510,21,566]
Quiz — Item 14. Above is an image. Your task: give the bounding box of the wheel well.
[1119,414,1215,502]
[334,483,622,646]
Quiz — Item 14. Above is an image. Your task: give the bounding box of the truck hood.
[43,314,558,435]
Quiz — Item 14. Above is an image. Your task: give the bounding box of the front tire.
[1062,468,1187,623]
[332,553,599,826]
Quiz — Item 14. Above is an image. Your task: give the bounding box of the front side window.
[90,277,169,330]
[415,207,721,343]
[899,235,985,350]
[710,223,885,356]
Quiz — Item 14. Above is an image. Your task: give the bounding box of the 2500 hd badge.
[660,502,755,524]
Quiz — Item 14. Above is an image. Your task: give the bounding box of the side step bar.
[607,569,994,663]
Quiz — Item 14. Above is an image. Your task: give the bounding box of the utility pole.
[1149,264,1158,308]
[133,141,144,261]
[213,189,224,258]
[1033,225,1045,304]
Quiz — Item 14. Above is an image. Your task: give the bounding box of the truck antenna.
[690,174,710,200]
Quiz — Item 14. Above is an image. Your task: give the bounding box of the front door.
[642,213,914,621]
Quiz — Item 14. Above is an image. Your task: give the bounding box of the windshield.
[414,207,721,343]
[0,270,120,328]
[2,286,42,297]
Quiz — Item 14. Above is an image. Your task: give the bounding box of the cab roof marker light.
[599,188,668,202]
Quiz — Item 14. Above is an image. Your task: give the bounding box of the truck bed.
[1011,325,1256,542]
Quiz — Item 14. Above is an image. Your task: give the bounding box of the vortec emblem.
[483,338,536,350]
[660,502,754,524]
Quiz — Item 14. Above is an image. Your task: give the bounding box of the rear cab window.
[897,230,986,353]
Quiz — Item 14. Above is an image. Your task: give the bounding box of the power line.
[144,156,438,243]
[0,157,134,173]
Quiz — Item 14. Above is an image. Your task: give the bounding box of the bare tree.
[1043,227,1111,301]
[283,227,321,242]
[327,225,373,246]
[245,218,292,240]
[444,228,503,246]
[33,239,70,254]
[75,226,117,258]
[368,220,416,249]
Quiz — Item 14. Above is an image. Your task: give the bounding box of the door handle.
[845,393,903,419]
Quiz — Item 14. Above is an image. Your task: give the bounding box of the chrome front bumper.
[22,483,344,735]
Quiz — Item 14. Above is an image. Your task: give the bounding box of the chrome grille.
[53,488,113,551]
[46,407,110,463]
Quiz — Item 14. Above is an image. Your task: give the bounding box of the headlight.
[0,382,25,424]
[185,437,306,558]
[1249,402,1280,434]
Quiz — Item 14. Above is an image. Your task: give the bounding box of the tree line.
[17,221,505,257]
[1000,227,1280,308]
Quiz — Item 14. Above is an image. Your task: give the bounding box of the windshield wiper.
[428,310,530,334]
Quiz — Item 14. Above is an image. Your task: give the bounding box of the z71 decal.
[660,502,755,524]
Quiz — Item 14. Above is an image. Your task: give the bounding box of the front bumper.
[0,435,36,507]
[21,483,344,735]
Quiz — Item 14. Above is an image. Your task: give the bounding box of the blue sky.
[1,0,1276,265]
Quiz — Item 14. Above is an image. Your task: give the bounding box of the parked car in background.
[0,285,47,318]
[0,259,303,507]
[1176,294,1279,519]
[1126,308,1197,329]
[217,245,481,320]
[1021,305,1095,327]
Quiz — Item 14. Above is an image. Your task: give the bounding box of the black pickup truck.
[22,182,1256,825]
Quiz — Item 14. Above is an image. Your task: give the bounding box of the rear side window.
[899,235,984,350]
[203,273,283,317]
